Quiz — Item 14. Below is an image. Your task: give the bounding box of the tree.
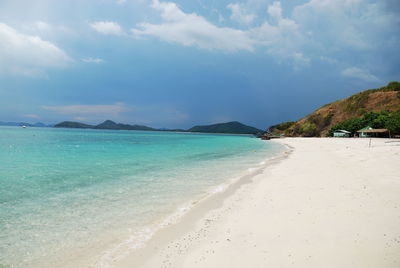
[362,112,380,125]
[329,117,364,136]
[371,113,390,129]
[387,81,400,91]
[385,111,400,134]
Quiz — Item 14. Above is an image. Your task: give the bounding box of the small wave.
[95,201,196,268]
[209,183,228,194]
[95,177,241,267]
[94,143,287,267]
[247,167,259,172]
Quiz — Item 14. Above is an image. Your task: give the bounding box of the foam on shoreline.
[92,145,290,268]
[105,143,291,268]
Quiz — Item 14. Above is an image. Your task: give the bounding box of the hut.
[357,127,389,138]
[357,126,373,137]
[333,130,351,137]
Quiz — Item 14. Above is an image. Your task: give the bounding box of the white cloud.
[249,2,306,67]
[341,67,379,82]
[267,1,282,21]
[291,0,393,50]
[82,57,105,64]
[33,21,50,31]
[319,56,338,64]
[90,21,124,36]
[126,0,399,70]
[227,3,256,25]
[250,11,301,46]
[291,52,310,67]
[116,0,126,4]
[131,0,305,66]
[42,103,128,116]
[23,114,40,119]
[131,0,255,52]
[0,23,70,77]
[21,21,75,39]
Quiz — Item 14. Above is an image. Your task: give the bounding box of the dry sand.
[115,138,400,268]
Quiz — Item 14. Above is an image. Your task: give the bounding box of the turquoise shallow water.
[0,126,284,267]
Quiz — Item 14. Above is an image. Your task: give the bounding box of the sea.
[0,126,284,267]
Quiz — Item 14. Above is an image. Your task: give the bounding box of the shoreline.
[105,142,291,268]
[113,137,400,268]
[36,136,286,268]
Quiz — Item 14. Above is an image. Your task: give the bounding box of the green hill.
[54,121,94,128]
[53,120,261,134]
[53,120,261,135]
[54,120,154,131]
[269,81,400,137]
[94,120,155,131]
[188,121,262,134]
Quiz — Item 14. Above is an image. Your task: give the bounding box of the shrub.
[387,81,400,91]
[275,121,295,131]
[345,92,370,114]
[300,122,319,137]
[292,124,301,135]
[323,112,334,126]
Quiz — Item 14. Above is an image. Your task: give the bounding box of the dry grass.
[285,89,400,137]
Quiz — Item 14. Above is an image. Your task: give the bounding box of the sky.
[0,0,399,129]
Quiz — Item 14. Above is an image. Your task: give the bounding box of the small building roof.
[357,128,388,133]
[358,126,373,131]
[334,130,351,133]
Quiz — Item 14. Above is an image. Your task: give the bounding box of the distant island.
[55,120,156,131]
[0,121,53,127]
[188,121,262,134]
[268,81,400,137]
[54,120,262,135]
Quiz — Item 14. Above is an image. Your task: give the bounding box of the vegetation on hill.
[329,111,400,136]
[55,120,154,131]
[268,121,295,134]
[188,121,262,134]
[94,120,155,131]
[54,121,93,128]
[54,120,261,135]
[271,81,400,137]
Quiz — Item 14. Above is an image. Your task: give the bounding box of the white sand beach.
[116,138,400,268]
